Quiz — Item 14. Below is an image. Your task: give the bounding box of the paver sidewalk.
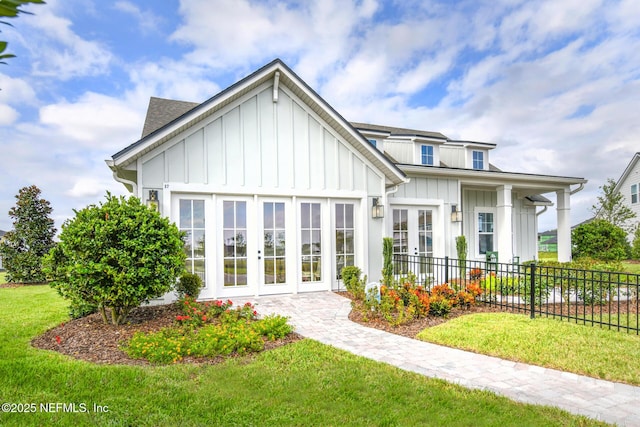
[252,291,640,427]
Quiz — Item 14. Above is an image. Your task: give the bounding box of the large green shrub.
[631,225,640,260]
[43,193,186,325]
[0,185,56,283]
[571,219,630,261]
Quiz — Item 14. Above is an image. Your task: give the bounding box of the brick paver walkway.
[251,291,640,426]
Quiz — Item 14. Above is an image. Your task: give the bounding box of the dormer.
[350,122,448,166]
[441,140,496,170]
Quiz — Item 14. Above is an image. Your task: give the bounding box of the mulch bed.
[337,291,504,339]
[27,284,615,366]
[31,302,302,366]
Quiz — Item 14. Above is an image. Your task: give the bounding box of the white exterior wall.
[439,146,466,168]
[618,160,640,240]
[384,140,414,164]
[389,176,460,258]
[463,189,537,262]
[139,83,387,298]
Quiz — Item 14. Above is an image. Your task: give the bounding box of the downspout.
[536,206,548,217]
[112,169,138,195]
[570,183,585,195]
[272,71,280,103]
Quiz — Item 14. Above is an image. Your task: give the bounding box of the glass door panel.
[335,203,355,279]
[263,202,286,284]
[392,208,409,274]
[301,202,322,283]
[223,201,247,287]
[179,199,206,283]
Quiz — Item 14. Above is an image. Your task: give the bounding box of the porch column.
[496,185,514,262]
[556,187,571,262]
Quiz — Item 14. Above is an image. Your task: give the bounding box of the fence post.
[444,256,449,284]
[529,262,536,319]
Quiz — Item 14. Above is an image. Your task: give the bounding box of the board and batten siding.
[464,189,537,262]
[391,176,459,202]
[138,82,388,289]
[140,85,384,198]
[618,159,640,240]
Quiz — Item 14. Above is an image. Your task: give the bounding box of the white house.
[107,59,586,300]
[613,152,640,240]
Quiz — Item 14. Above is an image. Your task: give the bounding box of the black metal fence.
[393,255,640,334]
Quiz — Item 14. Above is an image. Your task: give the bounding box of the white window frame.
[472,150,484,170]
[631,184,638,204]
[474,207,496,258]
[421,145,434,165]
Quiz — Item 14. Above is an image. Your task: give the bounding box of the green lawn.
[418,312,640,385]
[621,260,640,274]
[0,286,606,426]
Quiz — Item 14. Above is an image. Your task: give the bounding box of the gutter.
[570,183,585,195]
[106,159,137,194]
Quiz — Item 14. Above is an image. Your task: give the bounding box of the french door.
[392,206,434,276]
[258,199,294,295]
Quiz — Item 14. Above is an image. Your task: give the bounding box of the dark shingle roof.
[141,97,199,138]
[350,122,447,140]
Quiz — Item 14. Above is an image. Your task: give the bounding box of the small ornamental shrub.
[429,294,453,317]
[469,268,483,280]
[176,273,202,299]
[342,266,365,300]
[123,301,293,364]
[382,237,394,286]
[251,314,294,340]
[43,193,186,325]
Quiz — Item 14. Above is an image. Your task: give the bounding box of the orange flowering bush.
[469,268,483,280]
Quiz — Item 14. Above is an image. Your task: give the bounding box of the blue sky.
[1,0,639,233]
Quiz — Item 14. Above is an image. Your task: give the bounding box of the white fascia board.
[613,153,640,193]
[399,164,586,190]
[112,62,283,168]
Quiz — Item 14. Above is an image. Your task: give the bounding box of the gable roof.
[109,59,407,186]
[351,122,447,141]
[141,97,199,138]
[614,152,640,193]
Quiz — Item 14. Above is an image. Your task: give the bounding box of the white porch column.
[556,187,572,262]
[496,185,514,262]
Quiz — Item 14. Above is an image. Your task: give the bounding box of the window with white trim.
[180,199,206,283]
[632,184,638,204]
[421,145,434,165]
[335,203,355,279]
[477,212,494,255]
[472,151,484,169]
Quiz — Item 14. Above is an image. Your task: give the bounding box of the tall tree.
[592,178,637,232]
[0,185,56,283]
[1,0,45,64]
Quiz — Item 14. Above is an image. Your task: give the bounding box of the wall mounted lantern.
[451,204,462,222]
[372,197,384,219]
[147,190,159,212]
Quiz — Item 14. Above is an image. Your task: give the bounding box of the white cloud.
[127,61,221,103]
[20,2,113,79]
[0,105,19,126]
[66,177,110,198]
[39,92,142,147]
[114,1,162,35]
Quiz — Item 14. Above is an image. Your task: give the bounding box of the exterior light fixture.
[372,197,384,219]
[451,204,462,222]
[147,190,159,212]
